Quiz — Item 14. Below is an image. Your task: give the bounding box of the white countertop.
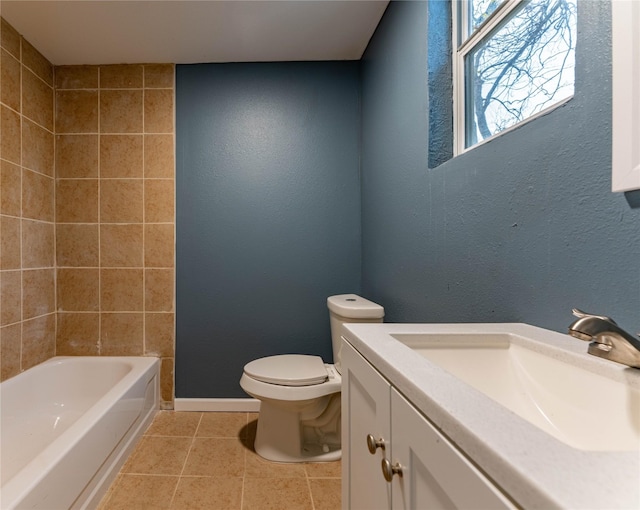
[342,322,640,510]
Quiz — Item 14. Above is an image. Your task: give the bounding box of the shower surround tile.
[100,224,144,267]
[22,68,53,130]
[21,38,53,86]
[21,314,56,370]
[22,268,55,319]
[55,90,99,133]
[144,89,173,133]
[21,220,54,268]
[144,134,175,177]
[56,179,99,223]
[144,64,174,89]
[0,271,21,325]
[56,312,100,355]
[51,60,175,406]
[1,105,21,163]
[144,179,174,223]
[144,313,175,357]
[0,323,21,380]
[100,179,144,223]
[56,135,99,178]
[99,135,143,178]
[100,313,144,356]
[22,119,54,176]
[1,20,55,379]
[0,216,21,270]
[100,269,144,311]
[0,21,175,408]
[55,65,99,89]
[1,160,21,216]
[144,269,174,312]
[100,64,143,89]
[144,224,174,268]
[56,224,99,267]
[22,169,54,221]
[1,18,21,60]
[100,89,143,133]
[1,49,21,111]
[56,268,100,311]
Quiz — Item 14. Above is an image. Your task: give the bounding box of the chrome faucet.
[568,309,640,368]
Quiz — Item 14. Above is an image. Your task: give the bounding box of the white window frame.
[452,0,574,155]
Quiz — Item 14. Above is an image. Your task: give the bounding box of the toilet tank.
[327,294,384,374]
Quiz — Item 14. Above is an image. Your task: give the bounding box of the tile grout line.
[96,65,102,356]
[306,463,317,510]
[167,411,204,507]
[240,411,250,510]
[142,74,146,361]
[18,35,24,372]
[52,56,58,360]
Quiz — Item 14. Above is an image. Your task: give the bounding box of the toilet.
[239,294,384,462]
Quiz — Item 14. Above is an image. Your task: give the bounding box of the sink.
[391,332,640,452]
[343,322,640,508]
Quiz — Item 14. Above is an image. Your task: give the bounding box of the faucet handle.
[571,308,618,325]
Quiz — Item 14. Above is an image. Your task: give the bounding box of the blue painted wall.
[176,62,361,398]
[176,1,639,398]
[361,1,640,333]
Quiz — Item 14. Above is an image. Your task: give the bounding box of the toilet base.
[253,393,342,463]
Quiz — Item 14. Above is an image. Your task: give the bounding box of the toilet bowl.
[239,294,384,463]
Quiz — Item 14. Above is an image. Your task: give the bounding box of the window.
[453,0,577,153]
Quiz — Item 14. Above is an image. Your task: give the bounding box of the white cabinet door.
[342,340,392,510]
[390,389,515,510]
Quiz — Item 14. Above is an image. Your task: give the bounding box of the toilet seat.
[244,354,328,386]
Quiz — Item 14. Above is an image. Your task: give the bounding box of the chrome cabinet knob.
[381,458,403,482]
[366,434,385,454]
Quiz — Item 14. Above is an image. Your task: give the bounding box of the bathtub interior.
[0,356,159,510]
[1,359,134,484]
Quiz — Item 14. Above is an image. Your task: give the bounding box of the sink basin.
[391,332,640,452]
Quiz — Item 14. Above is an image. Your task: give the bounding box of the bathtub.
[0,356,159,510]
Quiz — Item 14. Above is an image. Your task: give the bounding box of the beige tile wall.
[1,18,57,378]
[54,63,175,407]
[0,18,176,407]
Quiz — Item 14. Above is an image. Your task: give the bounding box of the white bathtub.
[0,356,159,510]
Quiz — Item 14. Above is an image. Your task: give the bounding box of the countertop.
[342,322,640,510]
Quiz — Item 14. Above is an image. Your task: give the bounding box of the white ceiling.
[1,1,389,65]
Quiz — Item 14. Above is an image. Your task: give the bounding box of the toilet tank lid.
[244,355,328,386]
[327,294,384,319]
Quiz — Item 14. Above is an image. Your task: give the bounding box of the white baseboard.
[174,398,260,412]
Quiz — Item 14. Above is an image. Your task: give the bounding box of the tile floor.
[98,411,341,510]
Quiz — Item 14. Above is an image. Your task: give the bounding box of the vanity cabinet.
[341,340,515,510]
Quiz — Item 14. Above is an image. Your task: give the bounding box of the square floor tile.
[305,460,341,478]
[182,438,245,477]
[171,476,243,510]
[123,436,192,475]
[245,450,306,479]
[196,412,248,438]
[309,478,341,510]
[146,411,202,437]
[99,474,178,510]
[242,478,313,510]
